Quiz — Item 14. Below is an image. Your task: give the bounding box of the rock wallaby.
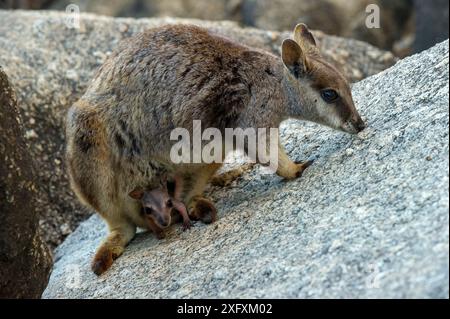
[128,175,192,240]
[65,23,365,275]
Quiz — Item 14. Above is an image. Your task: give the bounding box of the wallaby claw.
[294,159,314,178]
[155,230,166,240]
[182,220,192,231]
[91,248,114,276]
[188,197,217,224]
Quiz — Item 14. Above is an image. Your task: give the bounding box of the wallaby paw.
[91,248,113,276]
[91,244,124,276]
[210,163,255,187]
[155,230,166,239]
[188,197,217,224]
[182,219,192,231]
[278,159,314,180]
[294,159,314,178]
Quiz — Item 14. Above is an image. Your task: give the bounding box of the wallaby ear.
[129,188,144,200]
[281,39,308,77]
[293,23,320,57]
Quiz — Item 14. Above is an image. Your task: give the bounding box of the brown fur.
[129,175,192,239]
[66,23,365,275]
[210,163,256,187]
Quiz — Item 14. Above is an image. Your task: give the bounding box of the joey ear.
[129,188,144,200]
[293,23,320,57]
[281,39,308,77]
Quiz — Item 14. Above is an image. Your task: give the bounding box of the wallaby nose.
[355,118,366,132]
[158,216,170,227]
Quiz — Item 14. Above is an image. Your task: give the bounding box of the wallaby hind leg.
[254,135,313,180]
[185,163,222,224]
[210,163,256,187]
[275,142,313,180]
[92,219,136,276]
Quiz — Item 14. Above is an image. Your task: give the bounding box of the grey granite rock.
[46,0,414,55]
[43,40,449,299]
[0,10,396,248]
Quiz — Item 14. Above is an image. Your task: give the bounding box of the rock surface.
[0,10,396,248]
[46,0,414,54]
[0,67,52,298]
[43,40,449,299]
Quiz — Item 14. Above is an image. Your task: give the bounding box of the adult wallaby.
[65,23,365,275]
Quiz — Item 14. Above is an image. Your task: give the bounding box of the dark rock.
[0,66,52,298]
[414,0,449,53]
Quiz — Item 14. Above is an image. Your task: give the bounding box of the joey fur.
[65,23,365,275]
[129,175,192,240]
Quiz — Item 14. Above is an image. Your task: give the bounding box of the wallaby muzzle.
[342,116,366,134]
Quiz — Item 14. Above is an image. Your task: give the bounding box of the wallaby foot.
[182,219,192,231]
[91,223,136,276]
[276,158,314,180]
[188,196,217,224]
[91,235,125,276]
[293,160,314,178]
[210,163,255,187]
[184,164,221,224]
[155,230,166,239]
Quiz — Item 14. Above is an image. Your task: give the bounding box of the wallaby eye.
[144,207,153,215]
[320,89,339,103]
[166,199,173,208]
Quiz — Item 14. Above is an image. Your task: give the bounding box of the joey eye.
[144,207,153,215]
[320,89,339,103]
[166,199,173,208]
